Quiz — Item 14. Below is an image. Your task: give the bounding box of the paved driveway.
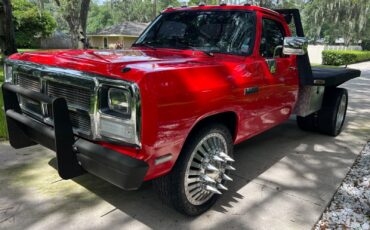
[1,62,369,230]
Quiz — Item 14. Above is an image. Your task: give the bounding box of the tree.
[1,0,17,56]
[87,2,114,33]
[107,0,181,23]
[54,0,91,49]
[12,0,57,48]
[188,0,219,6]
[304,0,370,45]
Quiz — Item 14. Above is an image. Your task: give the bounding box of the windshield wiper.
[132,42,156,50]
[200,50,214,57]
[178,44,214,57]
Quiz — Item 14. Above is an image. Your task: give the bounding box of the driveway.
[1,62,369,230]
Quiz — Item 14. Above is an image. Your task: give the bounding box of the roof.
[163,4,281,17]
[89,22,148,36]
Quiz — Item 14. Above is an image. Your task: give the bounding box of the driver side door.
[258,16,298,129]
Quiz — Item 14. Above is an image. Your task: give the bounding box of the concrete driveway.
[1,62,369,230]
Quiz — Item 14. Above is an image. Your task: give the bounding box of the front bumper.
[2,83,148,190]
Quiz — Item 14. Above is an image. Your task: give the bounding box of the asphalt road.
[0,62,369,230]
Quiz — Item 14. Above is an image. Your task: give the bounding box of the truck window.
[135,11,255,56]
[259,18,285,58]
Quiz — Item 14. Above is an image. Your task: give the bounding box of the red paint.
[9,5,299,181]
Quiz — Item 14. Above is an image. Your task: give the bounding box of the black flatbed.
[311,67,361,86]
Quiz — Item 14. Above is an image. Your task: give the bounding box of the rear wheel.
[153,124,235,216]
[317,88,348,136]
[296,87,348,136]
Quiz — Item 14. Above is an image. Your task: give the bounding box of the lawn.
[0,68,8,139]
[18,49,40,52]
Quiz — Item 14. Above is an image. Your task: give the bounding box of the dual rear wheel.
[297,87,348,136]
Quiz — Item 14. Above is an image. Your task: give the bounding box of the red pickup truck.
[2,4,361,216]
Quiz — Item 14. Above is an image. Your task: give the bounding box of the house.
[88,22,148,49]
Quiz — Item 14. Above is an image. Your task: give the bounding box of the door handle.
[288,66,297,71]
[244,87,259,95]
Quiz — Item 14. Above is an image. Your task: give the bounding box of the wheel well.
[187,112,238,143]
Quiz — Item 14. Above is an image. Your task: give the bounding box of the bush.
[362,40,370,51]
[12,0,56,48]
[322,50,370,66]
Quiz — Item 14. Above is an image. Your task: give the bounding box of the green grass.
[18,49,40,52]
[0,68,8,139]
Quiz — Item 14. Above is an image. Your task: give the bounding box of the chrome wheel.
[184,133,235,206]
[335,94,347,132]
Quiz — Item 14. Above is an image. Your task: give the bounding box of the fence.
[39,35,72,49]
[324,45,362,51]
[308,45,363,64]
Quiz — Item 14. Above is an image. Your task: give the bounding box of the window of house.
[259,18,286,58]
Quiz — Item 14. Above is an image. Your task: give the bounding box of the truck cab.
[2,4,361,216]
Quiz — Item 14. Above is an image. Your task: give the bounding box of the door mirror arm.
[273,45,283,58]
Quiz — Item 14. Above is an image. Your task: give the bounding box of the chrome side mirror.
[283,37,308,56]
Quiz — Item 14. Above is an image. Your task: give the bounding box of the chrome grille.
[15,73,40,92]
[69,110,91,132]
[47,81,91,110]
[15,72,93,136]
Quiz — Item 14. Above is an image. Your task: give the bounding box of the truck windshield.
[134,11,255,56]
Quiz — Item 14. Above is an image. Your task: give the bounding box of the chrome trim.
[155,154,173,165]
[335,93,347,133]
[5,59,142,148]
[4,63,14,83]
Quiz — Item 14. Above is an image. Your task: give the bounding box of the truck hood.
[9,49,229,83]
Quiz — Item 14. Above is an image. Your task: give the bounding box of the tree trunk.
[153,0,157,19]
[80,0,90,49]
[1,0,17,56]
[38,0,44,11]
[70,27,80,49]
[54,0,90,49]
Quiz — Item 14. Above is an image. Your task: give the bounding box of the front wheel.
[153,124,235,216]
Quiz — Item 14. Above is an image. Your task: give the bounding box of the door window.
[259,18,285,58]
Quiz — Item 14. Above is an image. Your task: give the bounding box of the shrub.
[322,50,370,66]
[362,40,370,51]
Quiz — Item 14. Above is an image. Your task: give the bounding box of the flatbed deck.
[312,67,361,86]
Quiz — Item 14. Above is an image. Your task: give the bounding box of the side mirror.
[283,37,308,56]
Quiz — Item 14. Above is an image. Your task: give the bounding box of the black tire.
[317,88,348,136]
[153,124,233,216]
[297,113,317,132]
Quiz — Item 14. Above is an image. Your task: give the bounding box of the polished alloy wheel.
[335,94,347,132]
[184,133,235,205]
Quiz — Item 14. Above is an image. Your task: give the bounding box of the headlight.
[108,87,131,116]
[4,64,13,83]
[99,116,136,143]
[98,85,140,145]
